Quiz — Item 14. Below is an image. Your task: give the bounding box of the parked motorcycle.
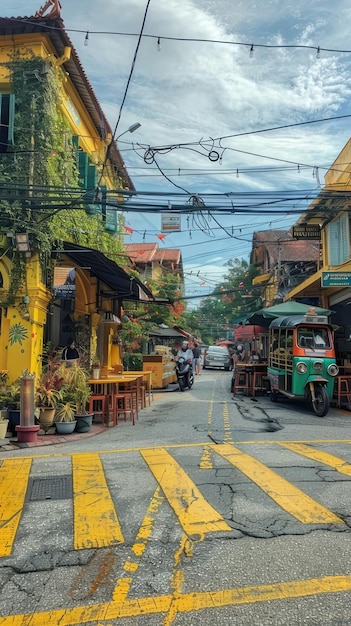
[175,356,194,391]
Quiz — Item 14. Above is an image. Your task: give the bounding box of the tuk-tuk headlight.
[296,361,307,374]
[327,363,339,377]
[313,360,323,372]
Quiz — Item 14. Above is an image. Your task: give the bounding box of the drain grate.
[27,475,72,501]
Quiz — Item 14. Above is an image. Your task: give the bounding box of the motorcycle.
[175,356,194,391]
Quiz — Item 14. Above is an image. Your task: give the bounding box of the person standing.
[192,342,202,375]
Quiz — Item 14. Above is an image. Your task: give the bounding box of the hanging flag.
[156,233,166,240]
[124,226,134,234]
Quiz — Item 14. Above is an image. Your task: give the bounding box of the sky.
[2,0,351,304]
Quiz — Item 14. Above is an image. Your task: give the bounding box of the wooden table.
[234,363,268,397]
[89,375,144,422]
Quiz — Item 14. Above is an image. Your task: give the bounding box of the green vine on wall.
[0,51,126,304]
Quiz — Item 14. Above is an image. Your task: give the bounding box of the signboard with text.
[161,213,181,232]
[293,224,321,239]
[321,272,351,287]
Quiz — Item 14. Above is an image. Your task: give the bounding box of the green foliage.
[122,353,143,370]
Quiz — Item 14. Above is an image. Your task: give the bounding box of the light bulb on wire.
[84,31,89,46]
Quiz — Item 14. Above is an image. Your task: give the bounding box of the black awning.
[58,243,154,302]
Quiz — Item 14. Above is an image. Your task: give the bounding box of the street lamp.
[116,123,141,142]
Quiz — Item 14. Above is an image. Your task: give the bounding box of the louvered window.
[327,213,350,266]
[0,94,15,152]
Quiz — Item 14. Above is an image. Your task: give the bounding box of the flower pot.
[0,419,9,439]
[38,406,56,433]
[75,413,93,433]
[8,409,20,436]
[55,421,77,435]
[16,425,40,443]
[91,368,101,380]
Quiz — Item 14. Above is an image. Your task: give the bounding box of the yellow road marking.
[211,444,344,524]
[2,575,351,625]
[112,486,164,603]
[72,454,124,550]
[278,442,351,476]
[3,439,351,460]
[140,448,231,535]
[0,458,32,557]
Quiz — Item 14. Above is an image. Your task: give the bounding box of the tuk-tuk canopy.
[269,314,330,329]
[248,302,332,326]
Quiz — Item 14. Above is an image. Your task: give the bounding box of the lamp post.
[116,122,141,142]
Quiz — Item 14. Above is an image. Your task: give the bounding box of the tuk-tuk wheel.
[312,384,329,418]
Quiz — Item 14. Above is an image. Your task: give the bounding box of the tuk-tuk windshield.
[297,327,330,349]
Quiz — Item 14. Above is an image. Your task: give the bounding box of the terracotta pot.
[38,407,56,433]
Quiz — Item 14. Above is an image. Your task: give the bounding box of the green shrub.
[122,353,143,371]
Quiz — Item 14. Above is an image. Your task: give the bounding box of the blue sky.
[3,0,351,302]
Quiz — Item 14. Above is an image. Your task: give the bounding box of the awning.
[57,243,155,302]
[149,328,185,339]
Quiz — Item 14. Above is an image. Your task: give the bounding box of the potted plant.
[35,370,64,433]
[4,382,21,436]
[61,363,93,433]
[54,401,76,434]
[0,370,9,392]
[91,359,101,380]
[0,412,9,439]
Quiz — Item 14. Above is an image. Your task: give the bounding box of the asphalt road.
[1,369,351,625]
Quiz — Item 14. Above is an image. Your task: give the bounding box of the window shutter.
[339,212,349,263]
[78,151,88,188]
[8,94,15,144]
[327,221,339,266]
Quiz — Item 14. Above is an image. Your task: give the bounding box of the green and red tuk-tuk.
[267,309,339,417]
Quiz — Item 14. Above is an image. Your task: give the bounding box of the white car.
[203,346,231,370]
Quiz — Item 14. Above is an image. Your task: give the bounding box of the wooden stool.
[233,370,250,396]
[113,393,136,425]
[89,395,108,424]
[251,371,266,396]
[337,377,351,407]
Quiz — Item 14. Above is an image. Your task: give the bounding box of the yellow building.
[0,1,151,381]
[285,140,351,363]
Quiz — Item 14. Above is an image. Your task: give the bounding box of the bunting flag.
[156,233,166,240]
[200,282,206,286]
[124,226,134,234]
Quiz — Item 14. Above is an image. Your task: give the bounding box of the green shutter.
[339,212,349,264]
[8,94,15,144]
[87,158,97,188]
[327,221,340,266]
[78,151,88,188]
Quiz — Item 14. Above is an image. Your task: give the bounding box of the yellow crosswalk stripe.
[140,448,231,536]
[211,444,344,525]
[278,442,351,476]
[0,458,32,556]
[72,454,124,549]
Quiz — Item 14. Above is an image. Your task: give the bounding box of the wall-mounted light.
[15,233,30,252]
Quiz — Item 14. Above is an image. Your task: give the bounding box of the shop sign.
[321,272,351,287]
[293,224,321,239]
[53,267,76,299]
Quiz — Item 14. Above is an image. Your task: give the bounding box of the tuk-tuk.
[267,309,339,417]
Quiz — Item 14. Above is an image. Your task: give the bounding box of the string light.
[84,30,89,46]
[236,169,240,178]
[157,37,161,51]
[316,46,320,59]
[249,44,254,58]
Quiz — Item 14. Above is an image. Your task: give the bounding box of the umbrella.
[247,302,332,325]
[233,325,267,341]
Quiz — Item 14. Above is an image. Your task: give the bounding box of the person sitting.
[61,338,79,365]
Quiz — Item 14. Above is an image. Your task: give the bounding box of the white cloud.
[2,0,351,290]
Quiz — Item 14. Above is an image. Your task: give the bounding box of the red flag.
[156,233,166,240]
[124,226,134,234]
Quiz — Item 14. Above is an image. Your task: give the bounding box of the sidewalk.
[0,387,174,452]
[0,422,107,451]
